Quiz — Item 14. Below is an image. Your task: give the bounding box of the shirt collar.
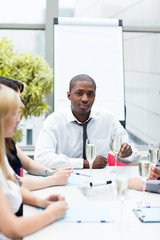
[66,108,97,124]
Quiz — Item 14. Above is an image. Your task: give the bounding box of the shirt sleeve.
[146,180,160,193]
[156,160,160,168]
[111,115,138,164]
[34,116,84,169]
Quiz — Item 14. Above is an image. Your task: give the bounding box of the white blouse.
[0,156,22,240]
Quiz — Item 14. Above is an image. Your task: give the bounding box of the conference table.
[24,166,160,240]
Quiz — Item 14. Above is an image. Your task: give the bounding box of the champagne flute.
[117,177,128,201]
[86,139,96,179]
[137,153,150,207]
[112,138,122,173]
[116,177,128,226]
[149,143,159,167]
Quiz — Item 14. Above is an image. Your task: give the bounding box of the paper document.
[133,207,160,222]
[40,207,113,223]
[67,174,81,186]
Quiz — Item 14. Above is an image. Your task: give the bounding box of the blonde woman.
[0,76,72,190]
[0,84,67,240]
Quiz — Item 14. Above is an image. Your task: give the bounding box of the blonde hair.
[0,84,20,182]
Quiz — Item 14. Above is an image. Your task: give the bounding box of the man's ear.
[67,91,71,100]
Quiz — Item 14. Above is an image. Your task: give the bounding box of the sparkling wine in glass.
[117,177,128,201]
[138,153,150,207]
[112,138,122,172]
[116,177,128,226]
[149,143,159,167]
[86,139,96,179]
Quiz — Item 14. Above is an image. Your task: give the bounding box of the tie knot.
[74,118,91,127]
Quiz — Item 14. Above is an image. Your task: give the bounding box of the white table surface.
[24,166,160,240]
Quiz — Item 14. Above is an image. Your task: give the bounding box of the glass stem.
[142,178,146,203]
[115,153,117,167]
[89,162,93,178]
[120,199,124,224]
[115,153,118,173]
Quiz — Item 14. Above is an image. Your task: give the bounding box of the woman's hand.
[40,194,65,208]
[51,169,73,186]
[44,200,68,222]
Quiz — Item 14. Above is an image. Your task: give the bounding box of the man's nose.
[81,94,88,102]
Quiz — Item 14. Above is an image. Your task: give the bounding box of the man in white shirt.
[35,74,136,169]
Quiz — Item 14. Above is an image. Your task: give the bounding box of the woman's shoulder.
[0,166,7,185]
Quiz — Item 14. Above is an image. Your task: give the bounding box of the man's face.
[67,80,96,121]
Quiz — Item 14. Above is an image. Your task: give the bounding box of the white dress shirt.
[35,109,137,169]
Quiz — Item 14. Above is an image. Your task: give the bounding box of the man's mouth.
[79,104,89,109]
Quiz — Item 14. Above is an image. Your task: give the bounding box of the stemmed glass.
[149,143,159,167]
[86,139,96,179]
[112,138,122,173]
[116,176,129,226]
[137,153,150,207]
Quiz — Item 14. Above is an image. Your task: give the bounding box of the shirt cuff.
[146,180,160,193]
[156,161,160,168]
[69,158,84,169]
[118,148,138,164]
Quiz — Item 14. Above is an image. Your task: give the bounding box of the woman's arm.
[16,145,55,176]
[21,186,65,207]
[0,185,67,239]
[16,145,73,190]
[19,169,72,190]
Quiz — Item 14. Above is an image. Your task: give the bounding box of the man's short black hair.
[69,74,96,92]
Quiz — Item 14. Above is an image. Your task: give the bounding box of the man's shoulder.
[44,109,68,125]
[46,109,68,119]
[92,109,115,119]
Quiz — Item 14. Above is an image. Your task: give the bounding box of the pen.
[90,180,112,187]
[73,172,90,177]
[76,220,108,223]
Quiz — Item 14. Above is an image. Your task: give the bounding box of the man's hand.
[149,166,160,180]
[118,142,132,158]
[83,155,107,169]
[92,155,108,168]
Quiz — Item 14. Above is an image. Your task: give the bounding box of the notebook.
[40,207,113,223]
[133,207,160,222]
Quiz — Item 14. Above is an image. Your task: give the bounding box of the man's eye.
[88,93,94,97]
[77,92,82,96]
